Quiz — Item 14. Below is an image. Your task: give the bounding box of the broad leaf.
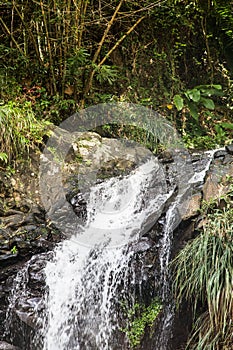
[186,88,200,102]
[211,84,222,90]
[173,94,184,111]
[200,97,215,110]
[201,88,223,97]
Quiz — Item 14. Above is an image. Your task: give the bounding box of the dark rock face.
[68,192,87,219]
[0,141,232,350]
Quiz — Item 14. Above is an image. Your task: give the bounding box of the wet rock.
[214,149,227,158]
[130,237,154,254]
[222,153,233,165]
[0,253,19,265]
[69,192,87,219]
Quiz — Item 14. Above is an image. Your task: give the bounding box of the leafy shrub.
[173,84,223,121]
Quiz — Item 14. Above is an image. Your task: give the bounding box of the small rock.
[130,237,154,254]
[226,143,233,155]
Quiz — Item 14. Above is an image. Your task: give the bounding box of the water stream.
[41,157,170,349]
[5,150,216,349]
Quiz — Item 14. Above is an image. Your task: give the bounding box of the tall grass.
[0,101,50,163]
[172,192,233,349]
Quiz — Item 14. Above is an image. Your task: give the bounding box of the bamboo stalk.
[81,0,123,104]
[92,0,123,65]
[39,0,57,94]
[98,15,145,68]
[81,13,145,107]
[12,2,43,64]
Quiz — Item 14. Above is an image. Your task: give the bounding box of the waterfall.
[41,157,171,350]
[4,149,217,350]
[42,243,132,350]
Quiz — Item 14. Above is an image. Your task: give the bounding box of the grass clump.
[172,190,233,349]
[0,101,51,163]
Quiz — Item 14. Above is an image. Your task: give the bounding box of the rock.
[226,143,233,155]
[64,132,152,182]
[203,161,233,202]
[203,174,226,202]
[69,193,87,219]
[0,341,20,350]
[214,149,227,158]
[222,154,233,165]
[130,237,154,254]
[181,193,202,220]
[158,150,174,163]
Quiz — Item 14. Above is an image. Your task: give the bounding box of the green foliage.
[183,127,233,150]
[173,84,222,120]
[95,65,119,85]
[0,101,51,163]
[122,299,162,348]
[214,0,233,48]
[0,152,8,164]
[172,84,233,149]
[0,0,233,151]
[172,190,233,350]
[10,245,18,254]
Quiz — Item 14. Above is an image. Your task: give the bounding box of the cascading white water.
[41,157,172,350]
[42,243,133,350]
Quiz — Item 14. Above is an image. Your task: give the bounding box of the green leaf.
[96,65,118,85]
[196,84,222,90]
[173,94,184,111]
[187,101,199,120]
[211,84,222,90]
[220,122,233,130]
[186,88,200,102]
[200,97,215,110]
[201,89,223,97]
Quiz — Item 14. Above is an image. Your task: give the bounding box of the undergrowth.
[0,101,51,164]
